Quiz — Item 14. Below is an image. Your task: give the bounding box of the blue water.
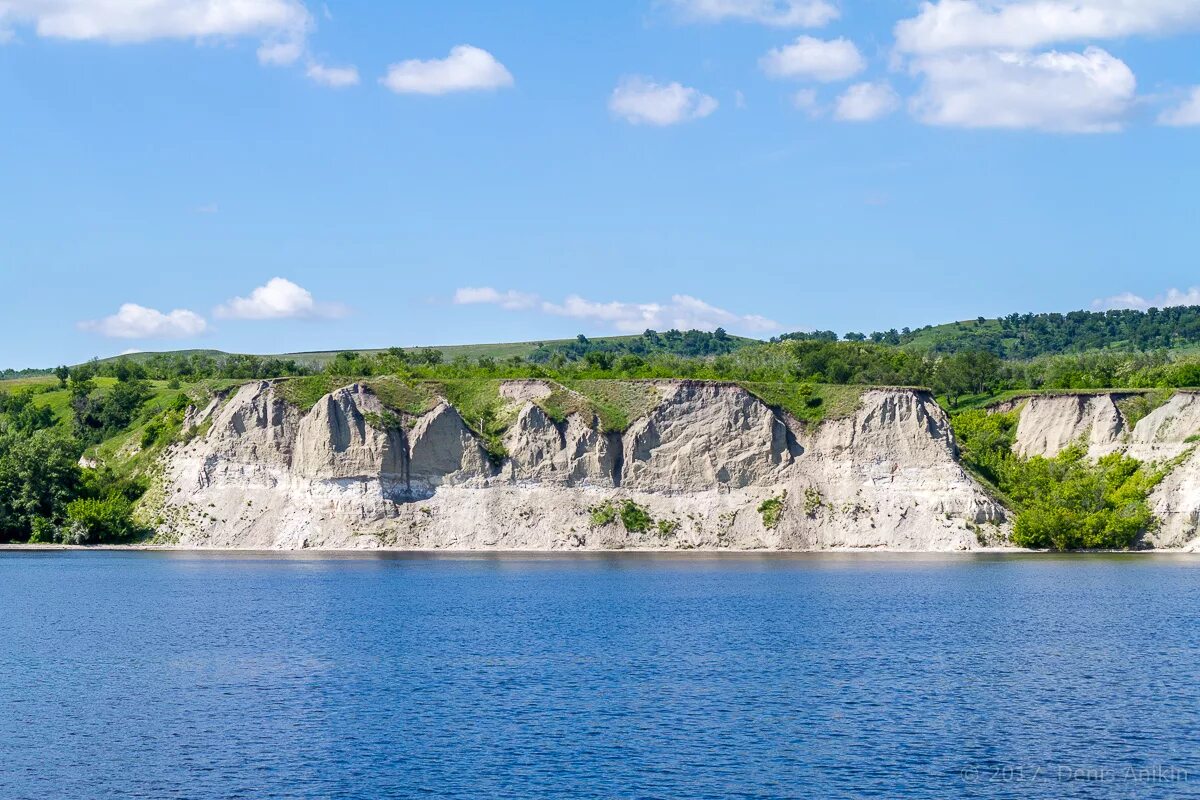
[1,552,1198,799]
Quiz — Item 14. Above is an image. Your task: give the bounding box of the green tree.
[0,427,83,541]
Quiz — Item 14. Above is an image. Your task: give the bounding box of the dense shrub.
[64,494,142,544]
[1008,447,1160,550]
[952,411,1163,550]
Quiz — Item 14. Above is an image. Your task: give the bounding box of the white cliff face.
[1012,394,1124,458]
[1121,394,1200,549]
[500,403,615,487]
[1010,391,1200,549]
[789,390,1003,550]
[153,380,1007,551]
[621,382,795,492]
[407,403,493,493]
[293,385,405,481]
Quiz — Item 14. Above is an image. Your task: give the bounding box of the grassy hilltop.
[83,333,761,371]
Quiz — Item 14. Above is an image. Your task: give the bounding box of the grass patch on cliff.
[278,375,438,419]
[276,375,338,410]
[740,383,863,425]
[364,377,438,417]
[559,380,661,432]
[1116,389,1174,431]
[534,385,595,425]
[425,379,515,458]
[950,408,1165,550]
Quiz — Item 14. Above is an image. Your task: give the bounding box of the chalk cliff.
[152,381,1005,551]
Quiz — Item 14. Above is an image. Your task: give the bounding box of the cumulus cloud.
[609,77,718,126]
[909,47,1135,132]
[305,60,359,88]
[454,287,538,310]
[454,287,780,335]
[834,82,899,121]
[760,36,865,82]
[664,0,839,27]
[1093,287,1200,311]
[0,0,312,65]
[895,0,1200,55]
[215,277,347,320]
[380,45,513,95]
[80,303,208,340]
[1159,87,1200,127]
[0,1,372,81]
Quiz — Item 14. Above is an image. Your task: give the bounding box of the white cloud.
[380,45,513,95]
[895,0,1200,55]
[215,277,346,320]
[664,0,838,27]
[305,60,359,88]
[0,0,311,51]
[257,36,305,66]
[760,36,865,82]
[455,287,780,335]
[792,88,821,115]
[80,303,208,340]
[1093,287,1200,311]
[834,81,899,121]
[609,77,718,126]
[909,47,1135,132]
[454,287,538,310]
[1159,87,1200,127]
[0,1,367,79]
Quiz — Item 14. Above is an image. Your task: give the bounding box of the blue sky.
[1,0,1199,368]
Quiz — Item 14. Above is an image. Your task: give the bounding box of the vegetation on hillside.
[776,305,1200,359]
[951,409,1167,550]
[11,306,1200,549]
[0,365,216,544]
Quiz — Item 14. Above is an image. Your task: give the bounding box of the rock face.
[153,380,1006,551]
[1012,394,1126,458]
[1010,391,1200,549]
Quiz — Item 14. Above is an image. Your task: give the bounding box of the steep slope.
[152,380,1006,551]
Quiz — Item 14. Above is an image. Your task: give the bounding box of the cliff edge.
[150,380,1005,551]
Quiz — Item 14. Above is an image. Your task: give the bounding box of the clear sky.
[1,0,1198,368]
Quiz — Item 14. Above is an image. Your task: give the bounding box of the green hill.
[79,333,760,371]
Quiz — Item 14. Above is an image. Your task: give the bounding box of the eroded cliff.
[151,380,1005,551]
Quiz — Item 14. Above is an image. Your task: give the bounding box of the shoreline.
[1,543,1193,556]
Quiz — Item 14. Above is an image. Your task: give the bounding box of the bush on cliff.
[951,411,1163,550]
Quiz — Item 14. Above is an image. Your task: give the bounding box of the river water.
[1,551,1197,799]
